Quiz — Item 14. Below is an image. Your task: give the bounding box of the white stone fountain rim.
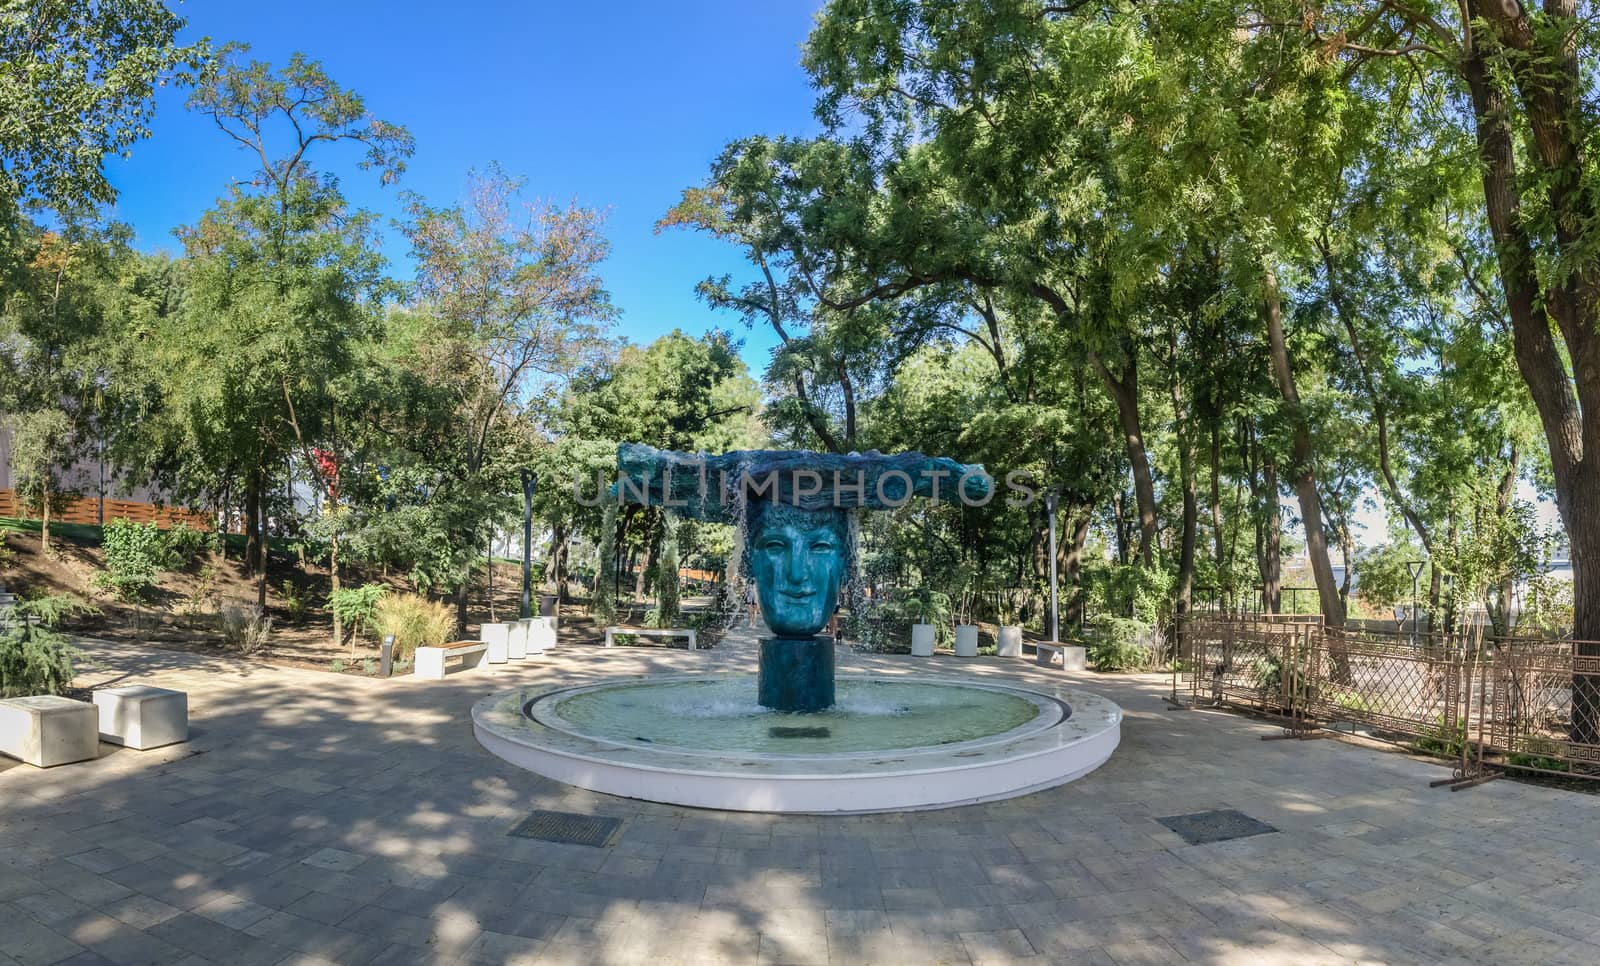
[472,673,1120,784]
[525,673,1065,762]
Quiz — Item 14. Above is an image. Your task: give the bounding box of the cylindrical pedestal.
[954,625,978,657]
[758,637,835,712]
[997,625,1022,658]
[910,624,935,657]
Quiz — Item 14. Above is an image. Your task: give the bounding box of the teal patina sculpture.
[612,444,992,712]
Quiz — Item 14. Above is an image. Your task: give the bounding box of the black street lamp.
[1045,490,1060,643]
[1405,559,1426,643]
[519,468,537,620]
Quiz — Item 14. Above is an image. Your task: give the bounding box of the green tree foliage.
[0,595,91,697]
[0,0,209,212]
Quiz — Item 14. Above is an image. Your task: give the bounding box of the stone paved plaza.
[4,637,1600,966]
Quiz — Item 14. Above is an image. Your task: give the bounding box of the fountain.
[472,445,1121,813]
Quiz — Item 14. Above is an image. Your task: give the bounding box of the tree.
[393,165,613,630]
[0,0,208,213]
[156,50,410,613]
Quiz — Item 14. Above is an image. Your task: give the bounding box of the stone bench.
[604,627,698,650]
[0,695,98,767]
[414,641,490,680]
[93,686,188,749]
[1035,641,1087,671]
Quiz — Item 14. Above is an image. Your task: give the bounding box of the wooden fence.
[0,489,213,531]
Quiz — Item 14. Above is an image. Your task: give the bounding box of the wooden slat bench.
[604,627,699,650]
[414,640,490,679]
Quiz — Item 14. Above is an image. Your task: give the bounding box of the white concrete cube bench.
[604,627,698,650]
[1036,641,1087,671]
[93,686,188,749]
[0,695,98,767]
[414,641,490,680]
[480,623,511,664]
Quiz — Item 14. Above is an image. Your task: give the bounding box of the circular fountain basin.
[472,674,1121,813]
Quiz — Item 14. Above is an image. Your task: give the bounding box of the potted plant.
[953,572,979,657]
[896,589,951,657]
[996,588,1024,658]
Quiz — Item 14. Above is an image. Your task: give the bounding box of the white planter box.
[0,696,98,767]
[507,620,528,660]
[527,617,555,654]
[481,623,511,664]
[910,624,936,657]
[93,686,187,750]
[516,618,538,656]
[997,625,1023,658]
[954,625,979,657]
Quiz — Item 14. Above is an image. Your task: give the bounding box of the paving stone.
[8,637,1600,965]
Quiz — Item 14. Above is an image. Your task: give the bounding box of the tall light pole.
[1045,490,1060,643]
[519,468,537,620]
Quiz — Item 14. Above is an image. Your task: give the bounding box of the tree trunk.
[1062,513,1089,630]
[1092,350,1156,567]
[243,468,262,577]
[331,532,343,651]
[1210,426,1227,609]
[39,481,51,553]
[547,521,570,602]
[1170,342,1197,622]
[1456,23,1600,738]
[1262,263,1345,630]
[1261,456,1281,615]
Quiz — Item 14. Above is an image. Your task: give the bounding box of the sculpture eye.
[811,541,834,553]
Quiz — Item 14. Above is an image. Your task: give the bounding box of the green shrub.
[0,595,92,697]
[96,519,167,604]
[373,593,454,661]
[218,602,272,655]
[280,580,308,624]
[165,522,218,565]
[178,563,221,617]
[1084,618,1159,671]
[1509,736,1569,773]
[1413,716,1468,759]
[885,589,954,645]
[328,583,387,640]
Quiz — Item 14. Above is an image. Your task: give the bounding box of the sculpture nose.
[783,544,808,586]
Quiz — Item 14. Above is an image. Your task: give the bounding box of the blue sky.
[102,0,828,373]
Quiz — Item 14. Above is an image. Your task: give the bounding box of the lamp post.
[1045,490,1060,643]
[1405,559,1425,645]
[519,468,537,620]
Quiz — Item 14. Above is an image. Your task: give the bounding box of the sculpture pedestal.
[759,637,835,712]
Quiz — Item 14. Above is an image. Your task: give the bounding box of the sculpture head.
[747,502,848,638]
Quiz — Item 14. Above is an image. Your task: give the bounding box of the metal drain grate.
[1158,809,1277,846]
[508,809,622,847]
[769,726,831,739]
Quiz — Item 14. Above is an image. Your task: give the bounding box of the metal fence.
[1174,616,1600,787]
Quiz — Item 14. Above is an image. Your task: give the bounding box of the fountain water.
[473,444,1121,813]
